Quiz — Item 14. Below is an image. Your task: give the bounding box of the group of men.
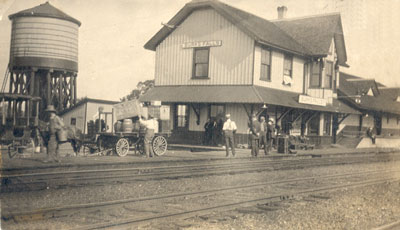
[221,113,276,157]
[249,114,276,157]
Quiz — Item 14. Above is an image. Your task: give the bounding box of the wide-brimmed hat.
[45,105,57,113]
[269,117,275,122]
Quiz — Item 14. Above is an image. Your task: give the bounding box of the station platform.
[0,143,399,171]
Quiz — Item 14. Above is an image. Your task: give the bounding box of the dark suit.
[259,121,268,155]
[249,119,261,156]
[266,122,275,153]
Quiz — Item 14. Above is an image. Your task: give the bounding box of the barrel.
[122,119,133,132]
[114,121,122,132]
[57,129,68,142]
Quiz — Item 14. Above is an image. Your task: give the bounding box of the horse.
[36,120,84,156]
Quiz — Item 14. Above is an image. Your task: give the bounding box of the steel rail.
[3,169,400,222]
[2,154,400,193]
[75,176,400,230]
[72,177,400,230]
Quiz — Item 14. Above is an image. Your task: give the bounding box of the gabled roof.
[338,72,400,115]
[145,0,310,55]
[145,0,347,62]
[272,13,348,66]
[379,87,400,101]
[339,72,382,96]
[9,2,81,26]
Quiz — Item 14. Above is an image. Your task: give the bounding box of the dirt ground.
[142,181,400,230]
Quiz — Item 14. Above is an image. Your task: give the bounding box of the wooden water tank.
[8,2,81,71]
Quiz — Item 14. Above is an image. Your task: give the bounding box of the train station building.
[141,0,400,147]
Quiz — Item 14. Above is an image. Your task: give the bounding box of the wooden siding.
[61,102,115,134]
[155,8,254,86]
[11,17,79,63]
[253,45,304,93]
[61,103,85,132]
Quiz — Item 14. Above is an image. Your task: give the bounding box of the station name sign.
[182,40,222,49]
[298,95,327,107]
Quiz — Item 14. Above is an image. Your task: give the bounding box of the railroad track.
[2,152,400,193]
[3,168,400,229]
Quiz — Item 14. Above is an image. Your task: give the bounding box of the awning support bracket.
[243,104,251,118]
[293,110,307,123]
[338,113,350,125]
[277,108,294,122]
[191,104,201,125]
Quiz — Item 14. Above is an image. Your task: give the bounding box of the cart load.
[90,100,170,157]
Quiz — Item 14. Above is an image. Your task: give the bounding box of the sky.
[0,0,399,101]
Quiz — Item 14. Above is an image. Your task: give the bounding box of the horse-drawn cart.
[84,100,170,157]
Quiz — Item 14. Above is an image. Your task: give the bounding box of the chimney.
[277,6,288,19]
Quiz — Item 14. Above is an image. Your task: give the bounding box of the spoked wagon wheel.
[152,136,167,156]
[8,142,18,159]
[115,138,129,157]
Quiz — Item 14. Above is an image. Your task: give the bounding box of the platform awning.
[141,85,359,114]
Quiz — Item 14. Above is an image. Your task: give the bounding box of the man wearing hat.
[44,105,64,163]
[222,114,237,157]
[249,114,261,157]
[267,117,276,153]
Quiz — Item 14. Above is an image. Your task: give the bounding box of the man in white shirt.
[222,114,237,157]
[139,115,156,157]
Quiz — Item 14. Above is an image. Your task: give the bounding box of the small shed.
[60,98,119,134]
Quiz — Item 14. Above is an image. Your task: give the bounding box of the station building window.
[193,48,209,79]
[260,48,271,81]
[283,54,293,86]
[175,105,188,128]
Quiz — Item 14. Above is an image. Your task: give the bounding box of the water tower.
[6,2,81,118]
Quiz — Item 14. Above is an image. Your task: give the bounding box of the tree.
[120,80,154,102]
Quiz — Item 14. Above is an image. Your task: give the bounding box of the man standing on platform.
[267,118,276,154]
[223,114,237,157]
[139,115,156,157]
[259,116,268,155]
[249,114,261,157]
[44,105,64,163]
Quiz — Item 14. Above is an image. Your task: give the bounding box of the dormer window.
[310,60,321,88]
[192,48,210,79]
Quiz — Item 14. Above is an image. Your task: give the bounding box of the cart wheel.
[152,136,167,156]
[115,138,129,157]
[8,143,18,159]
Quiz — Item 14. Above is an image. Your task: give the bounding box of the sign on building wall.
[160,105,170,120]
[182,40,222,49]
[298,95,327,107]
